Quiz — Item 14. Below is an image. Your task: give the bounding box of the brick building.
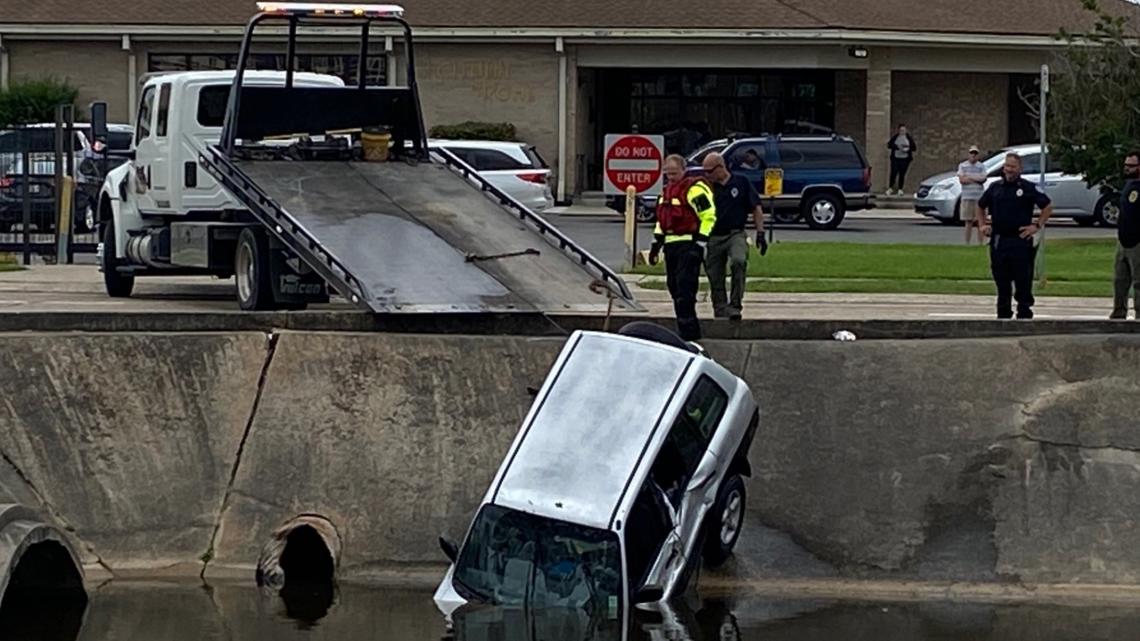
[1,0,1136,201]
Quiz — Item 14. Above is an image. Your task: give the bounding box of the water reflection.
[5,580,1140,640]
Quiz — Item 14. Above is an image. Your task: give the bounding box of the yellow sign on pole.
[764,168,784,196]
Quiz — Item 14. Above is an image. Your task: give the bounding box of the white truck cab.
[95,70,343,301]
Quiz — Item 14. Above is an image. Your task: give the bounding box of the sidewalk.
[547,204,922,220]
[621,274,1122,321]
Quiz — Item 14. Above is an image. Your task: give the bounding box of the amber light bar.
[256,2,405,18]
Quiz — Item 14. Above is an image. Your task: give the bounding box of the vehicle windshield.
[688,141,728,166]
[454,504,623,614]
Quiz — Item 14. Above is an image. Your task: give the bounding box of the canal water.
[3,580,1140,641]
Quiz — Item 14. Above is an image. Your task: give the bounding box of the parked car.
[430,139,554,212]
[0,123,133,233]
[914,144,1117,227]
[608,134,873,230]
[434,323,759,619]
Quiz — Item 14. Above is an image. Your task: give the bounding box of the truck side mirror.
[439,536,459,563]
[90,102,109,141]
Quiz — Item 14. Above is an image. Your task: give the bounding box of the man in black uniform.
[1112,151,1140,320]
[978,153,1053,319]
[700,152,767,319]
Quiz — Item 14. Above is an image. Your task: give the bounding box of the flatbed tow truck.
[93,2,634,313]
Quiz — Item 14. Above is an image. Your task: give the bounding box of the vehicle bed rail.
[431,147,634,303]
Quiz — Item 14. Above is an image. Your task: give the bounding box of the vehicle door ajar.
[128,84,164,213]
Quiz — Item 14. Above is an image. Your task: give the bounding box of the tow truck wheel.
[101,219,134,298]
[703,474,746,567]
[235,228,274,311]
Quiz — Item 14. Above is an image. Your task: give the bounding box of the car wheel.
[101,219,135,298]
[938,199,963,226]
[772,212,801,225]
[1095,195,1120,228]
[235,227,275,311]
[703,474,746,567]
[635,200,656,223]
[801,193,846,230]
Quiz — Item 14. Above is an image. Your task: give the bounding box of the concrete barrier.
[1,330,1139,589]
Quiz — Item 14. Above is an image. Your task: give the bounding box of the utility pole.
[1036,63,1049,284]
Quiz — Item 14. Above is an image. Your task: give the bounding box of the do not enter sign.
[604,134,665,196]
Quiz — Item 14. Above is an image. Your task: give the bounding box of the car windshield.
[454,504,623,613]
[688,141,728,166]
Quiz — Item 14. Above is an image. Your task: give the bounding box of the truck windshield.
[454,504,623,613]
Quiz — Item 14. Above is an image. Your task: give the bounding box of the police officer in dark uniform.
[978,153,1053,319]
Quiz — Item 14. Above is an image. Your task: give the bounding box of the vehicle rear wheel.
[801,193,846,230]
[1095,195,1120,228]
[703,474,746,567]
[235,227,275,311]
[101,219,134,298]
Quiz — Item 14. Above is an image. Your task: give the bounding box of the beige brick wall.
[409,44,558,172]
[834,70,867,148]
[891,70,1009,190]
[7,40,130,122]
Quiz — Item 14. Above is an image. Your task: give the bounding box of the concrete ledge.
[0,311,1138,339]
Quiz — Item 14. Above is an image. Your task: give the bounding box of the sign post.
[1036,63,1049,284]
[604,134,664,271]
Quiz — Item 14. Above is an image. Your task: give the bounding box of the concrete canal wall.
[1,330,1139,588]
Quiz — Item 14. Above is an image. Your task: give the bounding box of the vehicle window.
[196,85,230,128]
[467,148,532,171]
[727,145,766,171]
[156,83,172,137]
[107,131,134,150]
[778,141,862,169]
[524,145,549,169]
[651,375,729,508]
[444,148,476,167]
[137,86,156,141]
[1019,153,1041,175]
[689,142,729,166]
[453,504,622,612]
[624,480,674,590]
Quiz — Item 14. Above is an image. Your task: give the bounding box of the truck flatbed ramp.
[208,150,636,314]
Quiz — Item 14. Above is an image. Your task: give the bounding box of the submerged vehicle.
[434,323,760,617]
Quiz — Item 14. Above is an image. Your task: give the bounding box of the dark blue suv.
[615,134,873,230]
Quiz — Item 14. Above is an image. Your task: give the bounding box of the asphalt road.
[548,212,1117,271]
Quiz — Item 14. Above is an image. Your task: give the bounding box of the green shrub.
[0,78,80,128]
[429,121,518,141]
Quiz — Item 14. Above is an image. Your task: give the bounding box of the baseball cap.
[968,145,980,153]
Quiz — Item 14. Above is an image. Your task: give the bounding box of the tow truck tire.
[703,474,746,568]
[235,228,274,311]
[101,219,134,298]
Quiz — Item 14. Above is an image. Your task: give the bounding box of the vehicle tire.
[635,200,656,223]
[772,211,801,225]
[617,321,698,353]
[703,474,746,568]
[801,193,846,230]
[235,227,275,311]
[101,219,134,298]
[1095,194,1120,228]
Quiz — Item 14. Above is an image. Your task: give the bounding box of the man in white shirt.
[958,145,988,245]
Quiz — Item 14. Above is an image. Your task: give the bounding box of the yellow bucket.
[361,130,391,162]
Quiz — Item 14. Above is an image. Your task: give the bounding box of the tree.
[0,78,79,128]
[1045,0,1140,194]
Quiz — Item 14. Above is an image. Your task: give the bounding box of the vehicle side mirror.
[439,536,459,563]
[90,102,109,141]
[634,585,665,604]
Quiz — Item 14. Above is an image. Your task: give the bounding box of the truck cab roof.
[140,69,346,91]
